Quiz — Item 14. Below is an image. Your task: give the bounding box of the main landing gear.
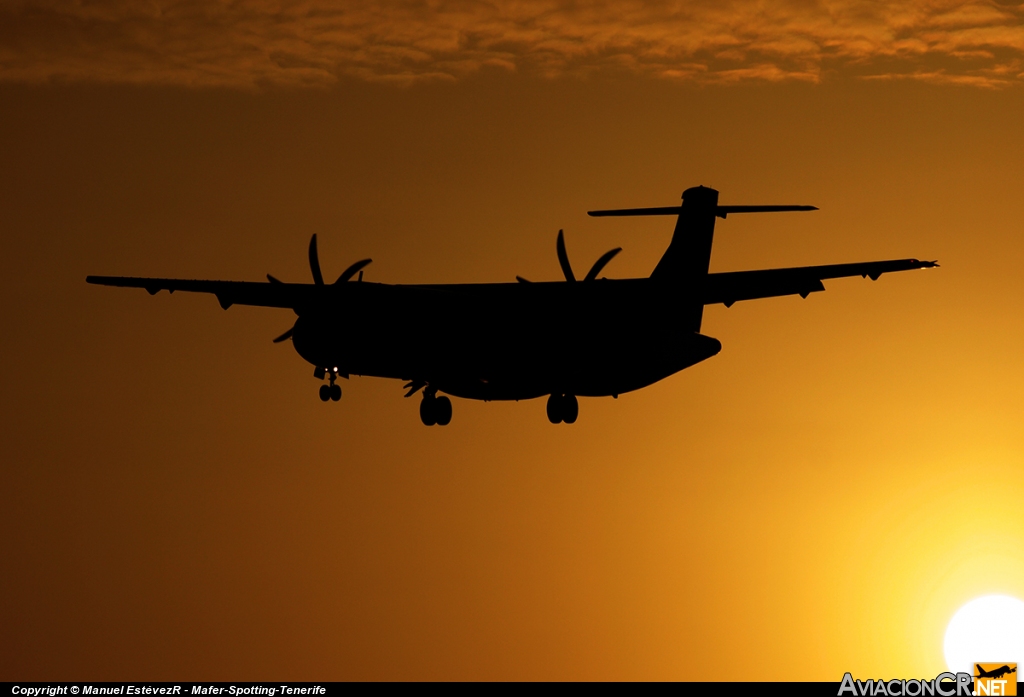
[317,368,342,402]
[420,391,453,426]
[547,393,578,424]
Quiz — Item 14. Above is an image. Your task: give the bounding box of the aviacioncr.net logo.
[839,671,974,696]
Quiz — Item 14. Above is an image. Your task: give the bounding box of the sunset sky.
[2,0,1024,681]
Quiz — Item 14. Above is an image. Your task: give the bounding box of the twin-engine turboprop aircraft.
[88,185,937,426]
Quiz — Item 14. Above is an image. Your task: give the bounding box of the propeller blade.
[308,235,324,286]
[273,325,295,343]
[266,274,282,284]
[516,276,532,283]
[335,258,372,284]
[584,247,622,282]
[556,230,576,283]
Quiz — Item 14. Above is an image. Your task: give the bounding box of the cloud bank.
[1,0,1022,88]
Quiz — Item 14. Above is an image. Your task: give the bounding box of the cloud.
[1,0,1022,88]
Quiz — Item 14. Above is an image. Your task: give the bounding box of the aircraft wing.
[703,258,937,307]
[85,276,314,310]
[88,257,937,310]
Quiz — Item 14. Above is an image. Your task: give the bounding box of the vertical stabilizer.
[650,186,719,331]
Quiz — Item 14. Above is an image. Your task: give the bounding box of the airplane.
[975,665,1017,680]
[87,185,937,426]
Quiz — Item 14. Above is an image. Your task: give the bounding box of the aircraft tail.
[589,186,817,332]
[651,186,719,331]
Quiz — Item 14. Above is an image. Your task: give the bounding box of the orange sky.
[4,0,1024,86]
[2,1,1024,681]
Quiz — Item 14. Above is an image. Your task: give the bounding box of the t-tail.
[589,186,817,331]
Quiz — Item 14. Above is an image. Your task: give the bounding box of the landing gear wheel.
[562,394,578,424]
[435,396,452,426]
[420,396,437,426]
[420,394,452,426]
[547,394,578,424]
[330,384,342,401]
[546,394,563,424]
[319,384,331,402]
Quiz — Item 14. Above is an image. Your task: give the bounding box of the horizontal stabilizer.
[588,205,817,219]
[588,206,684,217]
[716,205,817,218]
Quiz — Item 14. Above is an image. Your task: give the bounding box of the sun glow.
[944,596,1024,674]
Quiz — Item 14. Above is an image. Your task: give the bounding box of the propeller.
[336,258,372,284]
[273,234,373,343]
[556,230,576,282]
[584,246,622,282]
[308,235,324,286]
[555,229,621,283]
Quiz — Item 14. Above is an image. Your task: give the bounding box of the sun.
[944,595,1024,674]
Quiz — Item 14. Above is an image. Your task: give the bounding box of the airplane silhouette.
[975,665,1017,680]
[87,185,937,426]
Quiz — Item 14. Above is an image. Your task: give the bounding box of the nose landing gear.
[316,367,342,402]
[546,393,578,424]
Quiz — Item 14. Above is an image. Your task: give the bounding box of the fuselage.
[290,277,721,400]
